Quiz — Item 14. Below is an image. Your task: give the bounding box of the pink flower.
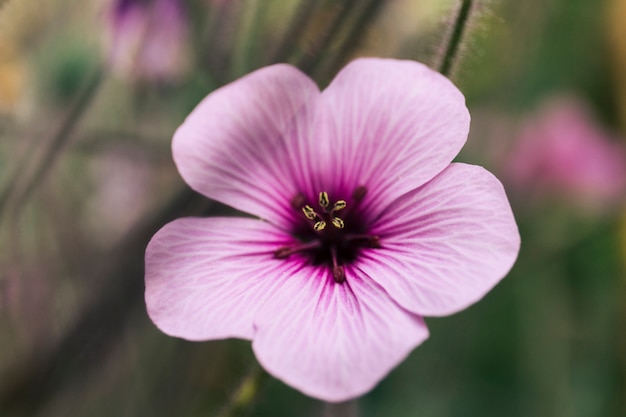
[105,0,191,82]
[506,97,626,210]
[145,58,520,401]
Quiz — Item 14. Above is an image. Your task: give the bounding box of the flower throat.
[274,187,381,284]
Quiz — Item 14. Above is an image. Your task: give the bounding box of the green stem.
[438,0,474,77]
[216,365,270,417]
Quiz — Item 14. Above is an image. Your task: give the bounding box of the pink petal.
[360,163,520,317]
[252,264,429,402]
[316,58,470,222]
[145,217,295,340]
[172,64,321,229]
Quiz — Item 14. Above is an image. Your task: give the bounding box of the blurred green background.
[1,0,625,416]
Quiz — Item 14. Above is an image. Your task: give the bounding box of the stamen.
[331,217,345,229]
[274,247,294,259]
[319,191,330,209]
[302,205,317,220]
[345,234,382,248]
[274,241,320,259]
[330,246,345,283]
[368,235,381,248]
[313,221,327,231]
[352,185,367,202]
[332,200,347,211]
[333,265,345,284]
[285,188,382,281]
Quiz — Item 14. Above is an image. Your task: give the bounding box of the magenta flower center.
[274,186,381,284]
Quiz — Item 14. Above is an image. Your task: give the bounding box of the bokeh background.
[1,0,625,416]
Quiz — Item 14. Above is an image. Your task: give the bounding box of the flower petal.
[145,217,294,340]
[172,64,321,228]
[360,163,520,317]
[252,264,429,402]
[317,58,470,221]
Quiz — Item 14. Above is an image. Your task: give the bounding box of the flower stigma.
[274,186,381,284]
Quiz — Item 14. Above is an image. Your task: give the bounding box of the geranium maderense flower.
[145,58,520,401]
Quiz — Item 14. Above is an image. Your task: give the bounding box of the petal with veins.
[253,264,429,402]
[360,163,520,316]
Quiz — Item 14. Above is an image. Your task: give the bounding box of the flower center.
[274,186,381,284]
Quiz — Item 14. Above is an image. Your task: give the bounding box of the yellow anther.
[302,205,317,220]
[319,191,330,208]
[332,200,346,211]
[313,221,327,231]
[332,217,345,229]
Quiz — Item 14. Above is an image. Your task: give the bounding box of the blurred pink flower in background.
[144,59,520,401]
[505,97,626,210]
[105,0,191,82]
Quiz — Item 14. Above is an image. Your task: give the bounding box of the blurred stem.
[216,364,270,417]
[296,0,359,74]
[0,66,104,221]
[314,0,386,85]
[323,400,359,417]
[204,1,242,85]
[232,0,263,78]
[438,0,474,77]
[271,0,319,64]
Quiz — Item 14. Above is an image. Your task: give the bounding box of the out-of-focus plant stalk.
[204,1,243,85]
[0,67,104,221]
[295,0,358,74]
[232,0,263,78]
[323,400,360,417]
[271,0,319,64]
[437,0,474,77]
[314,0,386,85]
[216,365,269,417]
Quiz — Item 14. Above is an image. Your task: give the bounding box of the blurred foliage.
[0,0,625,416]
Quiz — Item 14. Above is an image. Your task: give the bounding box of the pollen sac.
[331,217,345,229]
[319,191,330,208]
[332,200,347,211]
[302,205,317,220]
[313,221,327,231]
